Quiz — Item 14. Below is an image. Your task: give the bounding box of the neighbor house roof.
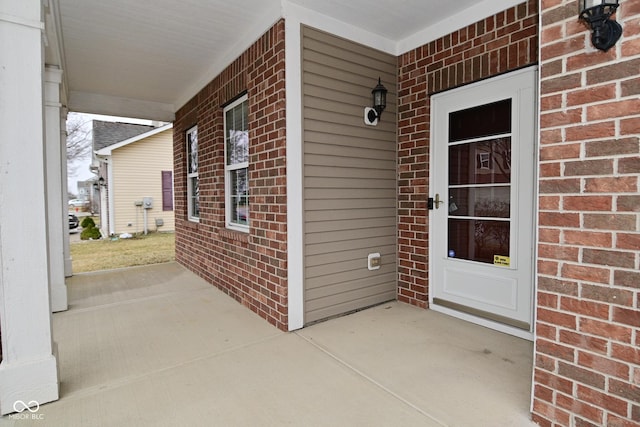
[92,120,156,151]
[95,123,173,156]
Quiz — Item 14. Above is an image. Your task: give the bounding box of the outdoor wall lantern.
[579,0,622,51]
[364,77,388,126]
[93,176,106,190]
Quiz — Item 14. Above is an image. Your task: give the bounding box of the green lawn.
[71,232,175,273]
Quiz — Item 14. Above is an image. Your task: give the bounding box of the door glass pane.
[448,99,513,265]
[448,219,510,264]
[449,137,511,185]
[449,98,511,142]
[449,187,510,218]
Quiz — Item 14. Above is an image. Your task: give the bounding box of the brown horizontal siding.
[303,25,397,324]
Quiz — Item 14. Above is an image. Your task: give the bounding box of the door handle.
[434,193,445,209]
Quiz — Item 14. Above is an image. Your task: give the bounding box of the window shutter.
[162,170,173,211]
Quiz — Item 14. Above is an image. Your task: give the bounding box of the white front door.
[430,67,537,339]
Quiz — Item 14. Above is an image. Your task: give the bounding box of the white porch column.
[62,107,73,277]
[0,1,60,415]
[45,67,68,311]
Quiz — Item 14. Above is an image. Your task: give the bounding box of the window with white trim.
[186,126,199,221]
[224,95,249,231]
[477,151,491,170]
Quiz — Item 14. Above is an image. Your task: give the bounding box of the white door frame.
[429,67,538,340]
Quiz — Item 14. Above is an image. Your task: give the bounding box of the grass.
[71,232,176,273]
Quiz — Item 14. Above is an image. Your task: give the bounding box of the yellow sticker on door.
[494,255,510,267]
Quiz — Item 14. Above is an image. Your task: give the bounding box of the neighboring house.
[76,179,99,214]
[93,121,175,236]
[1,1,638,426]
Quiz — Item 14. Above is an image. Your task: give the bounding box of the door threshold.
[431,299,533,341]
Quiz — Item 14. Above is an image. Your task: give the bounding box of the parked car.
[68,199,89,208]
[69,213,79,230]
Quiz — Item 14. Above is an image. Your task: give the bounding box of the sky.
[67,113,155,195]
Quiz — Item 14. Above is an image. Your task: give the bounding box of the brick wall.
[397,1,538,307]
[173,20,288,330]
[533,1,640,425]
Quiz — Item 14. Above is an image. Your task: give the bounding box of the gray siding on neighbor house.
[302,25,397,324]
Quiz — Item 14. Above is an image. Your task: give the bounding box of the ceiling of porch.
[48,0,523,121]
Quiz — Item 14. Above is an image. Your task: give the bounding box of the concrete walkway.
[2,263,536,426]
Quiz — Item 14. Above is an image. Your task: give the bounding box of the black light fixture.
[365,77,388,125]
[579,0,622,52]
[93,176,106,191]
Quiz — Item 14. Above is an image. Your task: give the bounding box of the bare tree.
[66,113,92,175]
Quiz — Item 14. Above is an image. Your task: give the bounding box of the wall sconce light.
[93,176,106,191]
[364,77,388,126]
[579,0,622,52]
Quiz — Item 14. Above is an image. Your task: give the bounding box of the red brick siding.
[534,1,640,425]
[397,1,538,307]
[173,20,288,330]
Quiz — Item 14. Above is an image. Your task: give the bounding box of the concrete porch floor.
[2,262,536,426]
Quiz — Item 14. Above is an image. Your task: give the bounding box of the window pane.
[449,137,511,185]
[187,128,198,174]
[449,187,510,218]
[230,168,248,225]
[226,102,248,165]
[449,99,511,142]
[190,177,199,218]
[448,219,510,264]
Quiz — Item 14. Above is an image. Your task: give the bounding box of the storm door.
[430,67,537,338]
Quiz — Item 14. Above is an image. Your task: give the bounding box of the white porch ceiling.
[51,0,523,120]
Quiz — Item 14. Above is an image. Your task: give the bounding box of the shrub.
[81,226,102,240]
[80,217,96,228]
[80,216,101,240]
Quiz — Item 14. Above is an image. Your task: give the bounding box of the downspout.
[94,154,113,237]
[106,160,115,237]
